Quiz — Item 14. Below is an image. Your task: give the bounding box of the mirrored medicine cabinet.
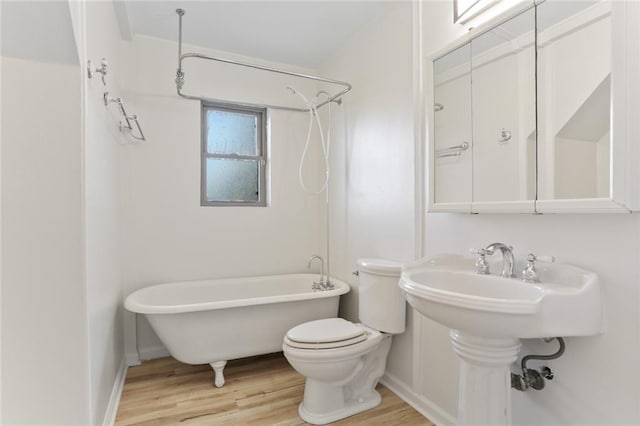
[427,0,640,213]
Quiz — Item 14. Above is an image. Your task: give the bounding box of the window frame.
[200,101,267,207]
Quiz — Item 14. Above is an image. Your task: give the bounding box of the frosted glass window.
[205,159,259,202]
[202,102,266,206]
[206,110,257,156]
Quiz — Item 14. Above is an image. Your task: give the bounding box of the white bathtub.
[124,273,349,387]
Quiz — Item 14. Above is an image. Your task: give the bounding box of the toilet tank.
[357,258,406,334]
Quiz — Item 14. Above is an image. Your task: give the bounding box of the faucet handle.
[530,254,555,263]
[522,253,555,283]
[526,253,555,265]
[470,248,490,275]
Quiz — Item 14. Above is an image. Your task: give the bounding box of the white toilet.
[283,258,406,425]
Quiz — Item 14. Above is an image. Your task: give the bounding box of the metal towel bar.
[103,92,146,141]
[436,141,469,158]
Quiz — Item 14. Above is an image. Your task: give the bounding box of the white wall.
[81,1,127,423]
[1,55,90,426]
[120,35,326,357]
[319,2,416,386]
[2,1,127,424]
[420,2,640,425]
[538,11,611,201]
[554,137,598,198]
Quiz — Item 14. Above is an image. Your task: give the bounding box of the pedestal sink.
[399,254,603,426]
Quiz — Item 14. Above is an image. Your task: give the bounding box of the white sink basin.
[399,254,603,338]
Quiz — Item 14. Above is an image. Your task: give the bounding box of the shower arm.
[173,9,351,113]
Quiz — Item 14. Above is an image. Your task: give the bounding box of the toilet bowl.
[283,318,392,424]
[283,259,405,425]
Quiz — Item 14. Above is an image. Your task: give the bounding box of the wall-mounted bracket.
[88,58,108,85]
[498,128,512,144]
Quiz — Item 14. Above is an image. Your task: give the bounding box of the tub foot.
[210,361,227,387]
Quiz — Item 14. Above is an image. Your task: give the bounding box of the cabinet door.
[431,42,473,211]
[469,7,536,213]
[535,1,640,213]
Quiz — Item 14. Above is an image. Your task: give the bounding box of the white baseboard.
[139,344,170,361]
[102,358,128,426]
[381,372,456,426]
[125,351,141,367]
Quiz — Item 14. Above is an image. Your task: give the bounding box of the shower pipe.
[288,87,334,285]
[174,9,352,112]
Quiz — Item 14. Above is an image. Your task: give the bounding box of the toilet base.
[298,390,382,425]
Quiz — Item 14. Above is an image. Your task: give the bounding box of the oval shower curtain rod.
[173,8,352,112]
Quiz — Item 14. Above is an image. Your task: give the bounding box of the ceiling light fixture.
[453,0,501,24]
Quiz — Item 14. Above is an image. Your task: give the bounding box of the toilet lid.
[286,318,366,346]
[285,333,368,349]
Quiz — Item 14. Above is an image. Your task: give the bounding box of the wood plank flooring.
[115,352,433,425]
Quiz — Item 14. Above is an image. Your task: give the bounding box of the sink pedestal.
[450,330,521,426]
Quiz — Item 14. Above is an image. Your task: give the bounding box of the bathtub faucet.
[308,255,333,291]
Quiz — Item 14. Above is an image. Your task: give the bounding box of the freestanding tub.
[124,273,350,387]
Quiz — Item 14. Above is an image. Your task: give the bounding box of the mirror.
[536,1,610,201]
[471,8,536,203]
[432,7,536,208]
[433,43,472,204]
[429,0,636,213]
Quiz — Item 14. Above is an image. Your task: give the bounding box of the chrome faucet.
[308,255,332,290]
[483,242,515,278]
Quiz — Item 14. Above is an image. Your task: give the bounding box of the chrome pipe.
[176,9,184,68]
[128,115,146,141]
[175,9,185,91]
[173,9,352,112]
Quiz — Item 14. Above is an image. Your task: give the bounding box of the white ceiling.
[119,1,402,69]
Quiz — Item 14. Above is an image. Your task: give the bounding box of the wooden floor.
[115,352,433,425]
